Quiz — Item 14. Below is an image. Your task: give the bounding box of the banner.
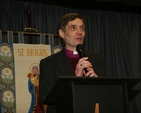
[13,43,51,113]
[0,31,16,113]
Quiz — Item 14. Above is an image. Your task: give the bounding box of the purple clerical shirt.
[64,48,80,72]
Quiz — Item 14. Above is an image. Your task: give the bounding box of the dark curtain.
[0,0,141,113]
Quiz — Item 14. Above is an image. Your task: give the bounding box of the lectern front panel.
[48,77,140,113]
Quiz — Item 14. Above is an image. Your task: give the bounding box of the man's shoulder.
[41,49,64,61]
[85,50,103,58]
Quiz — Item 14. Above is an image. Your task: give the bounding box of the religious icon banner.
[13,43,51,113]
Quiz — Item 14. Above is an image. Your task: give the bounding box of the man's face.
[59,18,85,50]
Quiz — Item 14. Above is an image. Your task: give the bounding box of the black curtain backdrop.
[0,0,141,113]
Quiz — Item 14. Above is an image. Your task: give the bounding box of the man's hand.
[75,57,98,77]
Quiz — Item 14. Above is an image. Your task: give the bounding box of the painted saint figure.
[27,66,45,113]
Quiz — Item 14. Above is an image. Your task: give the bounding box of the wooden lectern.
[44,76,141,113]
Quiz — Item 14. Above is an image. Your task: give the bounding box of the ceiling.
[18,0,141,13]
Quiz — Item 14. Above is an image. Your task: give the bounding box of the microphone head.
[76,44,85,58]
[76,44,84,52]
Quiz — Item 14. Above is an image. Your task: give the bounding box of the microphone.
[76,44,88,73]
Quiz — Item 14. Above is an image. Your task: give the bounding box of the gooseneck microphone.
[76,44,88,73]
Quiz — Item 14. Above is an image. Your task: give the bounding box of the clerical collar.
[64,48,79,58]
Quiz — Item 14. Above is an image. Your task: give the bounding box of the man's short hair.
[58,13,85,31]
